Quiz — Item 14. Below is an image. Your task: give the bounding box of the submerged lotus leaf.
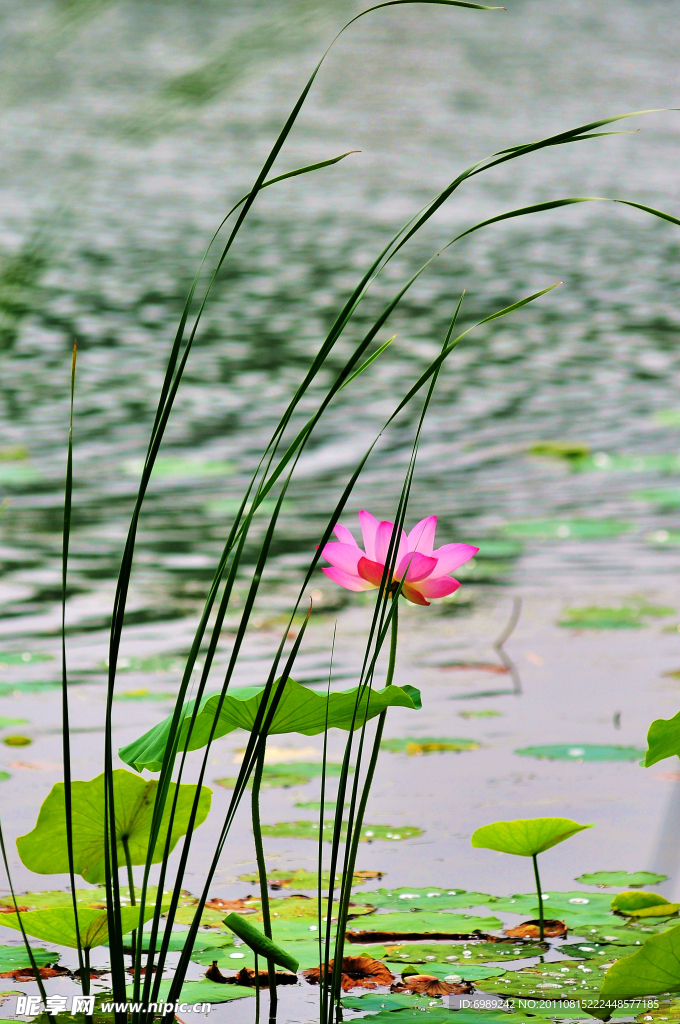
[612,892,673,915]
[599,923,680,997]
[644,710,680,767]
[216,762,350,789]
[382,940,547,964]
[345,912,502,938]
[501,519,631,540]
[0,947,58,972]
[516,744,645,762]
[120,679,421,773]
[16,769,211,884]
[481,959,610,998]
[0,905,155,950]
[380,737,479,755]
[576,871,667,889]
[471,817,594,857]
[259,821,422,842]
[364,888,491,912]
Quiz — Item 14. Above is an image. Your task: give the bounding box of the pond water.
[0,0,679,1019]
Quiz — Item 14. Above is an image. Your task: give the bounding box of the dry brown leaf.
[235,968,297,988]
[505,919,567,939]
[1,966,69,981]
[0,906,30,914]
[304,955,394,992]
[391,974,473,997]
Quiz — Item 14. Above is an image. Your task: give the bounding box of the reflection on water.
[0,1,679,1010]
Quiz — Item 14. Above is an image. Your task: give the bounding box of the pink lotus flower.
[321,512,478,607]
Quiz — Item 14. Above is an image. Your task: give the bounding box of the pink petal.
[357,556,387,587]
[358,510,379,560]
[322,566,374,592]
[416,576,461,598]
[429,543,479,578]
[374,521,408,566]
[407,516,437,555]
[333,523,359,547]
[321,541,362,575]
[401,582,431,606]
[396,551,438,583]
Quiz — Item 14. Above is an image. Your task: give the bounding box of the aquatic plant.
[470,817,594,939]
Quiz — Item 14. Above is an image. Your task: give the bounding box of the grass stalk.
[533,854,545,941]
[251,745,277,1021]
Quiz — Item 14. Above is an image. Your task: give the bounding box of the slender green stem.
[122,837,137,964]
[331,601,398,1015]
[83,947,91,998]
[255,952,260,1024]
[532,854,545,941]
[252,744,277,1022]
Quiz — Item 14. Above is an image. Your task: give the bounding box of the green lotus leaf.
[113,690,176,702]
[237,868,361,889]
[501,518,631,540]
[576,871,667,888]
[364,887,491,911]
[126,929,231,954]
[216,762,351,789]
[345,912,502,938]
[644,710,680,767]
[0,718,27,729]
[0,653,52,667]
[612,892,673,914]
[0,946,58,972]
[191,940,323,971]
[516,744,644,762]
[633,488,680,509]
[16,769,211,883]
[570,918,677,944]
[342,994,443,1012]
[488,891,611,916]
[122,457,235,481]
[471,817,594,857]
[340,1008,509,1023]
[599,922,680,997]
[482,958,614,998]
[0,773,9,783]
[635,997,680,1023]
[380,736,479,754]
[259,821,422,842]
[528,441,591,463]
[0,886,166,911]
[120,679,421,773]
[382,939,547,964]
[563,942,644,961]
[128,978,252,1003]
[0,905,155,950]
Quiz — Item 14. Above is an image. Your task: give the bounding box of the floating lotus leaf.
[575,453,680,474]
[3,736,30,747]
[120,679,421,773]
[0,464,40,486]
[345,912,501,939]
[339,1008,510,1023]
[471,817,593,858]
[192,940,327,972]
[342,993,442,1011]
[501,519,631,540]
[559,604,674,629]
[649,531,680,547]
[644,710,680,766]
[380,737,479,755]
[459,710,502,719]
[216,762,351,789]
[0,653,52,667]
[122,457,235,481]
[528,441,591,464]
[173,905,238,928]
[294,801,349,813]
[599,922,680,997]
[364,888,491,911]
[635,997,680,1022]
[0,719,27,729]
[0,681,61,697]
[0,774,9,783]
[128,930,232,954]
[16,769,211,883]
[516,744,645,762]
[128,978,252,1004]
[236,868,364,890]
[259,821,422,842]
[563,942,648,962]
[0,906,155,950]
[633,489,680,509]
[612,892,673,914]
[0,886,164,912]
[113,690,176,702]
[382,940,547,963]
[481,959,610,998]
[570,918,677,944]
[576,871,667,889]
[524,892,614,916]
[0,947,58,972]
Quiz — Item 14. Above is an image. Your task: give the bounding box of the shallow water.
[0,0,679,1019]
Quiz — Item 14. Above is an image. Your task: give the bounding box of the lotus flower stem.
[254,952,260,1024]
[331,600,398,1015]
[532,853,545,941]
[251,743,277,1022]
[83,947,91,998]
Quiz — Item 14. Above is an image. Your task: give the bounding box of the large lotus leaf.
[471,817,594,857]
[127,978,252,1004]
[260,821,422,842]
[363,888,491,911]
[126,929,232,954]
[599,923,680,997]
[644,711,680,767]
[382,940,547,964]
[516,744,645,762]
[346,912,501,939]
[481,959,611,998]
[16,769,211,884]
[0,905,155,949]
[0,946,58,972]
[0,886,164,912]
[120,679,421,773]
[576,871,667,889]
